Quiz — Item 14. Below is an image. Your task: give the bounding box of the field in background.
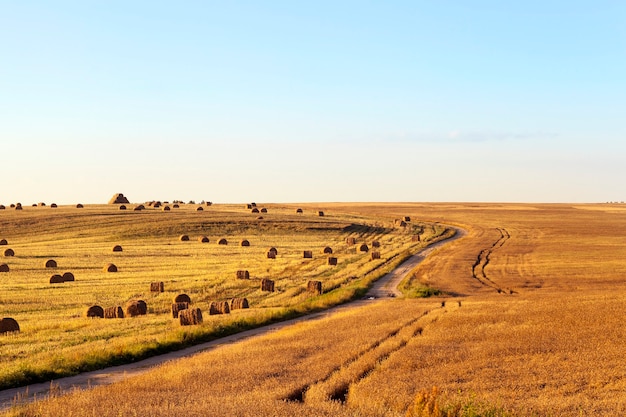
[0,202,449,390]
[3,202,626,416]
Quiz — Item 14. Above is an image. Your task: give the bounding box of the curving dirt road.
[0,226,464,412]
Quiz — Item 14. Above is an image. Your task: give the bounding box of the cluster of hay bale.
[150,282,164,292]
[229,297,249,310]
[179,308,203,325]
[0,318,20,334]
[104,306,124,319]
[50,272,74,283]
[261,278,275,292]
[303,250,313,259]
[236,270,250,279]
[109,193,130,204]
[171,302,189,318]
[209,301,230,315]
[126,300,148,317]
[307,280,322,295]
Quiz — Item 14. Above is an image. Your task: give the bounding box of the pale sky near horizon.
[2,1,625,204]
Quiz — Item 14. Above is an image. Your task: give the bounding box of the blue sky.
[1,1,625,204]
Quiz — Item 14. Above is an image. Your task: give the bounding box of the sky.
[1,1,625,204]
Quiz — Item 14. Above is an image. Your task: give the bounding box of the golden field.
[0,202,444,391]
[3,202,626,416]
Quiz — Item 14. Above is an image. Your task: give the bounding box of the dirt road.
[0,227,464,412]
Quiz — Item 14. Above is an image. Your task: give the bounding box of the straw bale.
[296,208,303,214]
[0,318,20,334]
[171,302,189,318]
[50,203,58,208]
[318,211,324,216]
[240,239,250,247]
[267,251,276,259]
[322,246,333,254]
[268,247,278,255]
[4,248,15,257]
[126,300,147,317]
[199,236,210,243]
[236,270,250,279]
[218,238,228,245]
[76,203,84,208]
[14,205,22,210]
[118,205,127,210]
[261,278,275,292]
[86,305,104,318]
[403,216,411,222]
[251,202,257,207]
[133,205,145,211]
[104,306,124,319]
[112,245,123,252]
[0,239,6,245]
[174,293,191,304]
[229,297,249,310]
[62,272,75,282]
[162,205,171,211]
[257,216,264,220]
[38,202,46,207]
[104,263,117,272]
[412,235,421,242]
[217,301,230,314]
[372,241,381,248]
[371,251,381,260]
[173,204,179,208]
[109,193,130,204]
[0,264,9,272]
[346,237,356,245]
[150,281,164,292]
[196,206,204,211]
[45,259,57,268]
[328,257,338,266]
[246,204,252,209]
[50,274,64,283]
[359,244,369,252]
[0,205,5,210]
[260,208,267,213]
[303,250,313,259]
[307,280,322,295]
[180,235,190,241]
[251,208,259,213]
[179,307,203,325]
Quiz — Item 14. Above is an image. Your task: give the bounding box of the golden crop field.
[0,202,446,391]
[3,202,626,416]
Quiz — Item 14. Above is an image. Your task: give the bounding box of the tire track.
[471,228,513,294]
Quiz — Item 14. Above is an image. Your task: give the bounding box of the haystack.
[86,305,104,318]
[112,245,123,252]
[0,239,6,245]
[125,300,147,317]
[229,297,249,310]
[303,250,313,259]
[0,318,20,334]
[371,251,381,260]
[109,193,130,204]
[322,246,333,254]
[179,308,203,325]
[45,259,57,268]
[171,302,189,318]
[50,274,64,284]
[150,282,164,292]
[218,238,228,245]
[174,293,191,304]
[104,306,124,319]
[0,264,9,272]
[236,270,250,279]
[240,239,250,247]
[328,257,338,266]
[104,263,117,272]
[261,278,275,292]
[307,280,322,295]
[180,235,190,241]
[4,249,14,257]
[199,236,210,243]
[62,272,75,282]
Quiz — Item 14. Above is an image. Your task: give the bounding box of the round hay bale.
[50,203,58,208]
[261,278,275,292]
[150,281,164,292]
[179,307,203,325]
[174,293,191,304]
[240,239,250,247]
[171,302,189,318]
[37,203,44,207]
[268,247,278,255]
[14,205,22,210]
[180,235,190,242]
[162,205,171,211]
[104,306,124,319]
[236,270,250,279]
[346,237,356,245]
[322,246,333,254]
[153,201,162,208]
[45,259,57,268]
[229,297,249,310]
[109,193,130,204]
[196,206,204,211]
[260,208,268,213]
[62,272,75,282]
[4,249,15,257]
[359,244,369,252]
[125,300,147,317]
[318,211,324,217]
[76,203,84,208]
[0,318,20,334]
[251,208,259,213]
[49,274,64,283]
[112,245,123,252]
[199,236,210,243]
[0,264,9,272]
[119,205,127,210]
[218,238,228,245]
[0,205,5,210]
[173,204,180,208]
[9,204,15,208]
[0,239,7,245]
[133,205,145,211]
[372,241,381,248]
[104,263,117,273]
[328,257,338,266]
[257,216,264,220]
[86,305,104,318]
[296,208,303,214]
[307,280,322,295]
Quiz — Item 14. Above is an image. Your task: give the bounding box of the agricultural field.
[0,202,447,391]
[3,202,626,416]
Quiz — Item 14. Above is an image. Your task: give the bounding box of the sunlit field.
[0,202,447,390]
[3,202,626,416]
